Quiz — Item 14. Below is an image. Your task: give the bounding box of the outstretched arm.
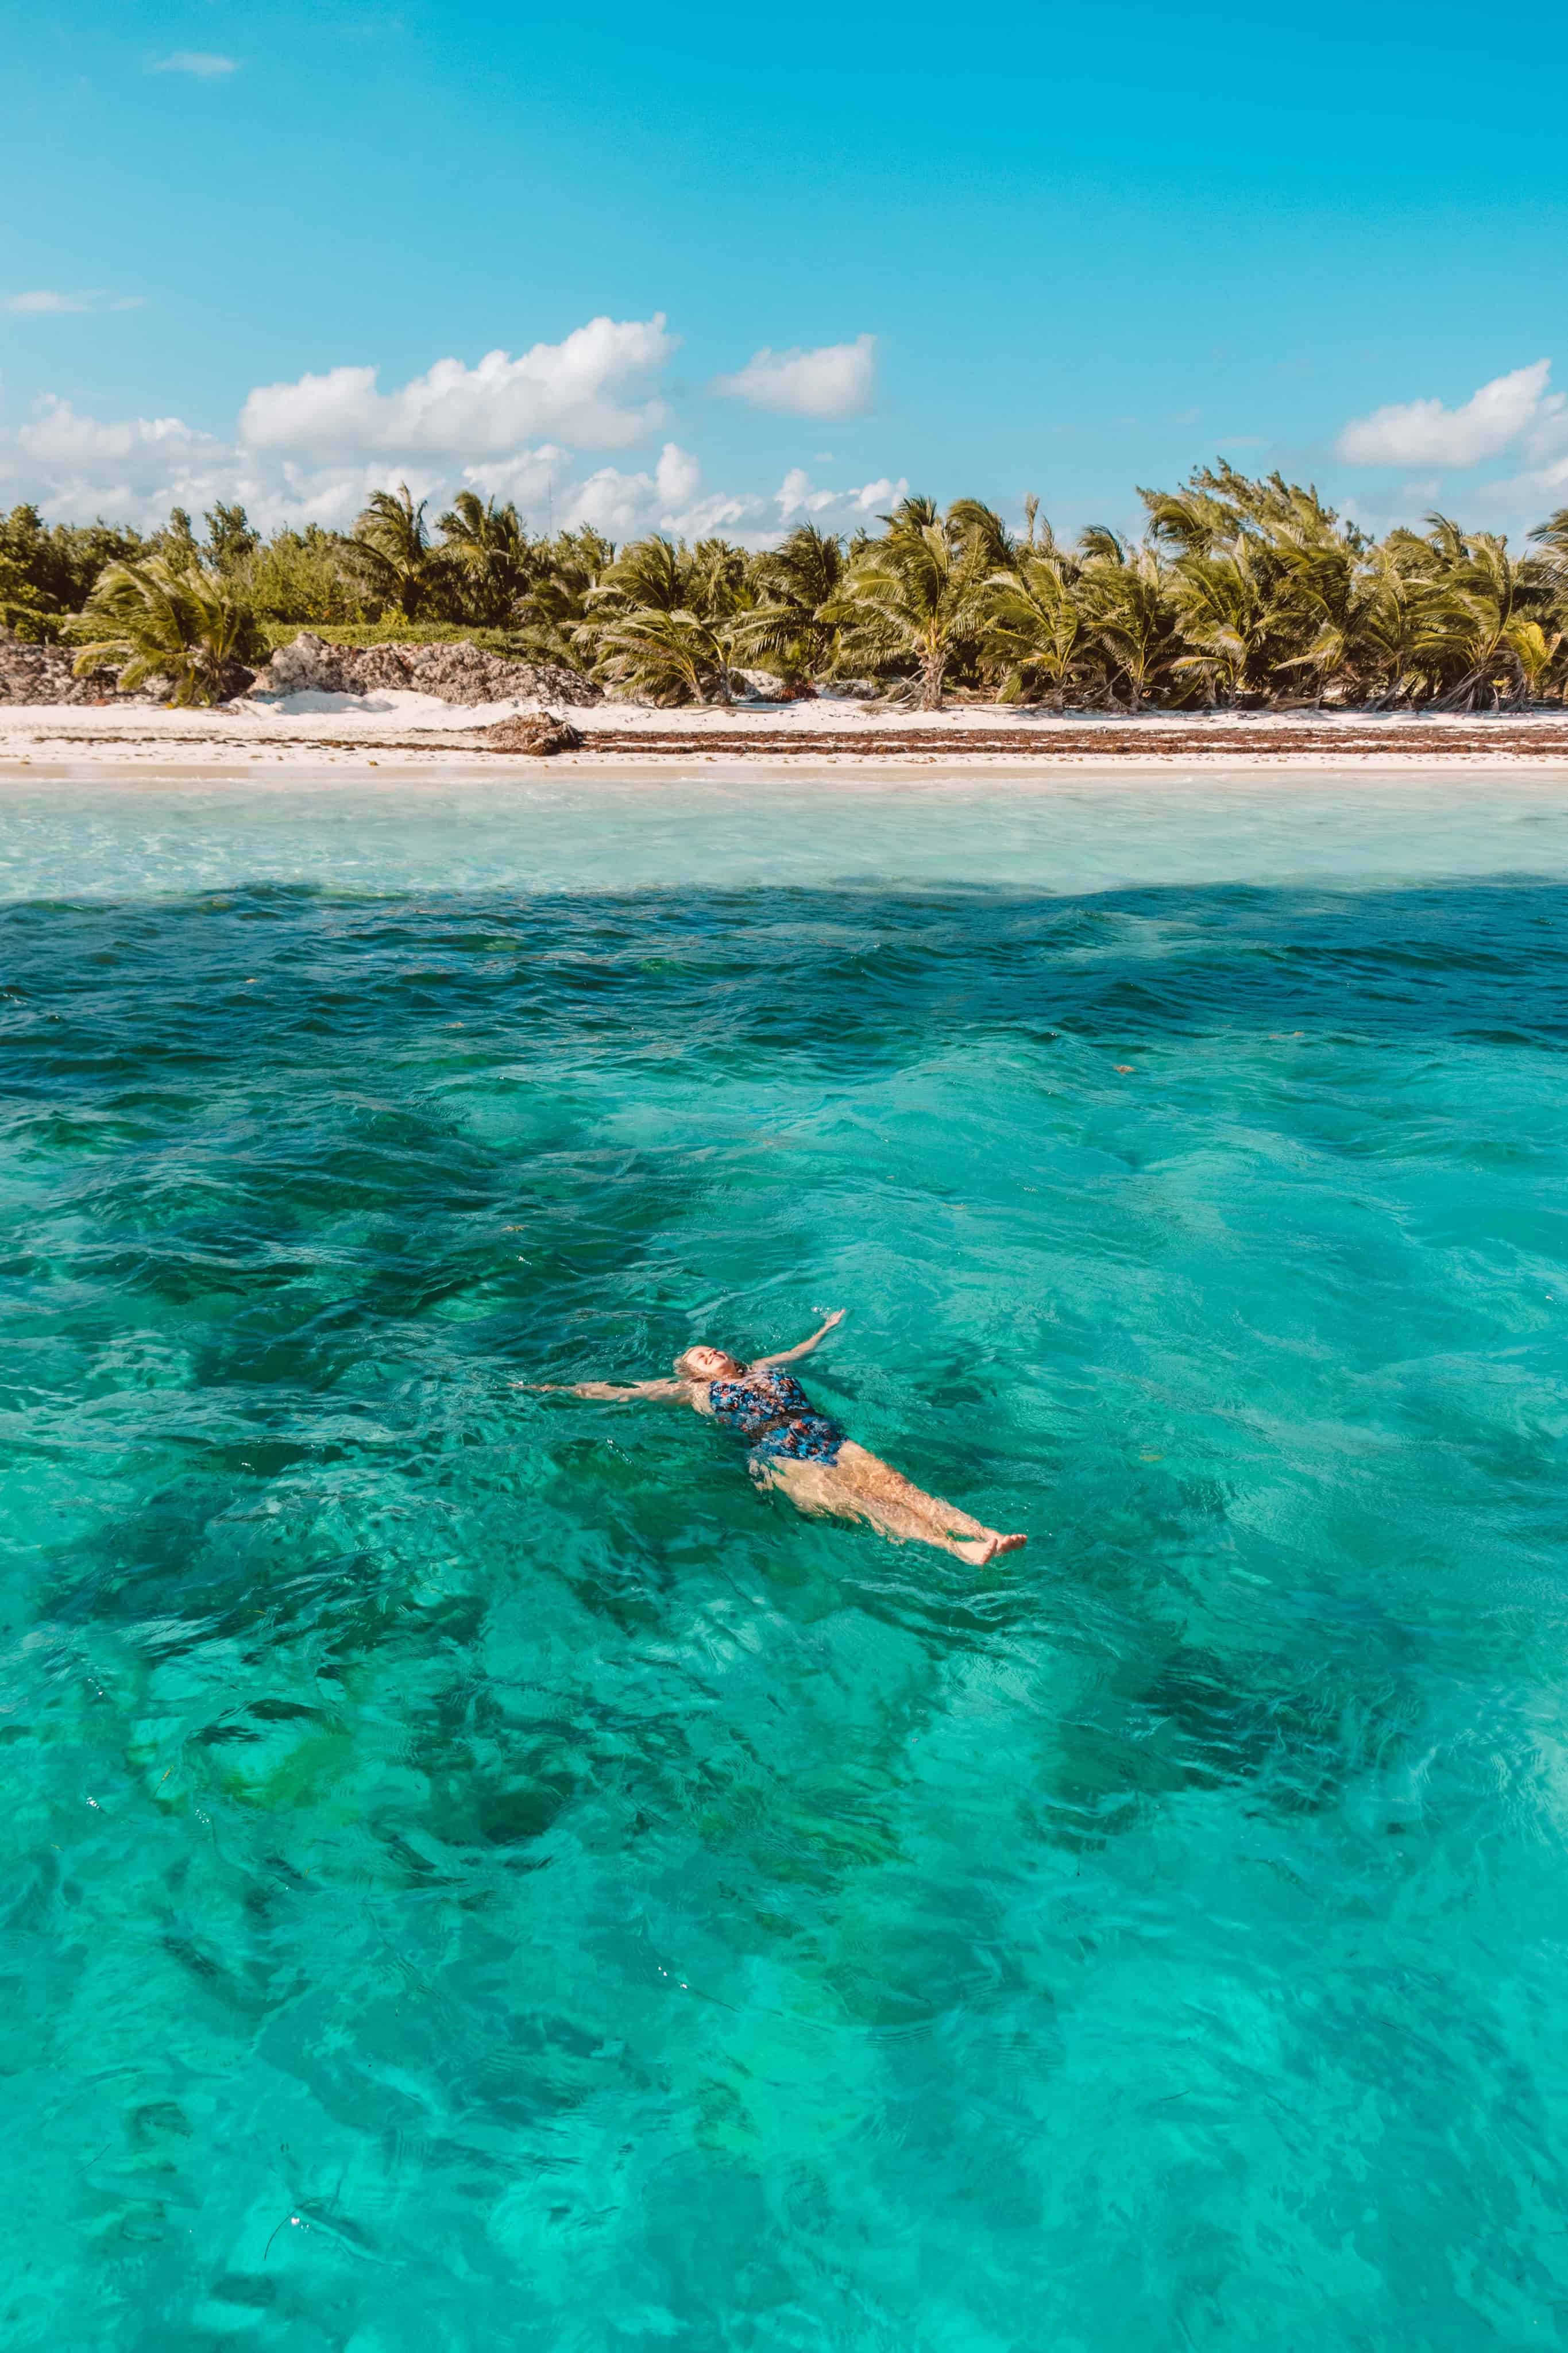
[750,1309,845,1370]
[519,1378,689,1401]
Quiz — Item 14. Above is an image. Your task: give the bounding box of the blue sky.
[5,0,1567,543]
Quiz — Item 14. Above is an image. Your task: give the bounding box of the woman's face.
[675,1345,743,1383]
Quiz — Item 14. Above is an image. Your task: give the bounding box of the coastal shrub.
[240,524,368,627]
[0,504,146,639]
[71,556,264,705]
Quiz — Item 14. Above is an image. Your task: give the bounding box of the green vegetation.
[70,553,264,706]
[249,617,526,657]
[7,462,1568,708]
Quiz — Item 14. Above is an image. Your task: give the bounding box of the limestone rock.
[249,631,601,707]
[258,630,350,695]
[0,629,163,706]
[482,712,584,756]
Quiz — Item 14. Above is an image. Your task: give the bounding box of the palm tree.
[435,490,532,625]
[831,508,994,708]
[1351,534,1440,708]
[880,493,941,534]
[1505,618,1565,703]
[349,484,439,620]
[510,529,620,668]
[512,526,614,668]
[985,548,1086,709]
[1422,518,1540,710]
[586,534,698,620]
[1269,538,1376,705]
[946,498,1016,572]
[1168,535,1276,705]
[36,450,1568,714]
[71,555,261,705]
[576,531,763,704]
[1077,534,1182,712]
[585,605,739,705]
[735,523,847,681]
[577,536,729,703]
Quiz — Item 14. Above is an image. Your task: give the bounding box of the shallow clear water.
[5,767,1568,2350]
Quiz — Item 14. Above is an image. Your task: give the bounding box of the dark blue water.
[4,772,1568,2350]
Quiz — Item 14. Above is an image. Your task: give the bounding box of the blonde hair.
[675,1345,747,1381]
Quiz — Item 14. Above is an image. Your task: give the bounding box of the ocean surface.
[4,765,1568,2351]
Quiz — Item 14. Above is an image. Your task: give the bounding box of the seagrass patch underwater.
[3,772,1568,2351]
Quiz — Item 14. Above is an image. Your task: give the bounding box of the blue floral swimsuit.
[706,1370,846,1469]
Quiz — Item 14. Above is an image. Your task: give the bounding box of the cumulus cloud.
[239,317,677,459]
[714,335,876,419]
[1335,361,1562,468]
[0,397,435,533]
[775,466,907,525]
[16,398,219,472]
[652,442,701,510]
[153,51,238,76]
[0,318,907,547]
[460,441,716,539]
[553,448,774,542]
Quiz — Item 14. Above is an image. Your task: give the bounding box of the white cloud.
[239,317,677,460]
[16,398,219,472]
[1462,454,1568,533]
[0,396,437,533]
[153,51,238,76]
[714,335,876,419]
[654,442,701,509]
[7,291,87,315]
[5,289,145,315]
[0,320,907,549]
[563,464,670,540]
[461,440,715,539]
[775,466,906,525]
[550,447,773,543]
[458,443,571,508]
[1335,361,1562,469]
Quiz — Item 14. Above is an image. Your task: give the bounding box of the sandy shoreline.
[5,695,1568,772]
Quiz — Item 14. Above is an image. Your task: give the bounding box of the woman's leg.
[833,1441,1003,1540]
[760,1446,1025,1564]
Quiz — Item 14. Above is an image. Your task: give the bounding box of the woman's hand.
[752,1309,848,1370]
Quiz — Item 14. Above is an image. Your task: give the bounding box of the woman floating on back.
[527,1311,1026,1564]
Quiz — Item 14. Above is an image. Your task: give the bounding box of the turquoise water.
[5,766,1568,2350]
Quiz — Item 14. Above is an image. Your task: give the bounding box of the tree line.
[3,466,1568,710]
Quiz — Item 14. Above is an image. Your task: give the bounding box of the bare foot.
[953,1530,1027,1565]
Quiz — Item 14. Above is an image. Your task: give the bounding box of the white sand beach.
[5,691,1568,771]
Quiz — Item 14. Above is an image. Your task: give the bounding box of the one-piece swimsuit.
[706,1370,845,1467]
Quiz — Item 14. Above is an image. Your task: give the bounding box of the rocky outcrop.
[0,630,163,706]
[733,668,797,702]
[482,712,584,756]
[250,631,601,708]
